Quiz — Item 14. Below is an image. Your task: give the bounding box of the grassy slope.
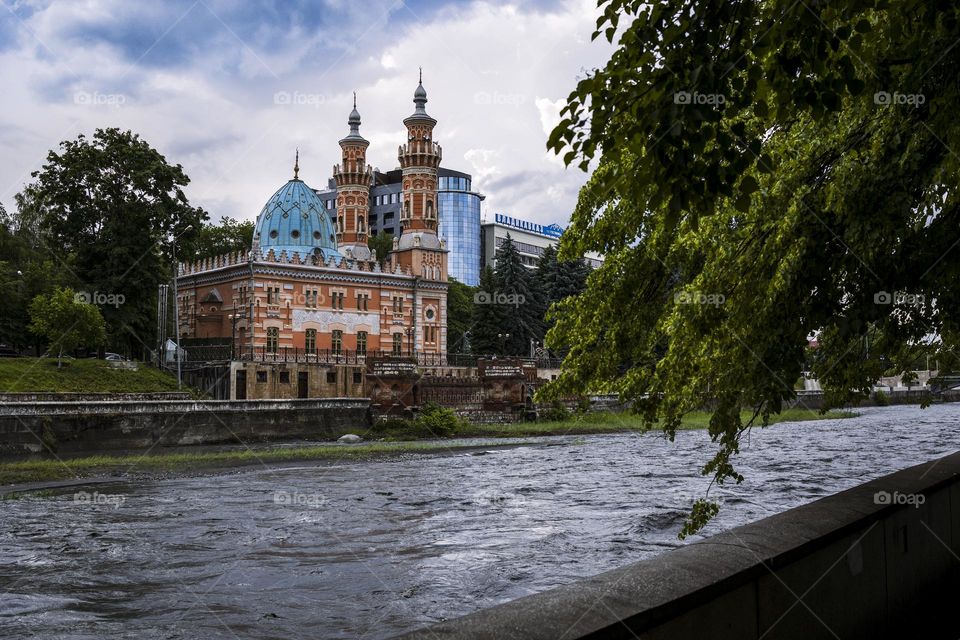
[460,408,858,438]
[0,440,519,486]
[0,358,181,393]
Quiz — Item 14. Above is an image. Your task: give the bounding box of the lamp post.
[404,326,414,358]
[228,313,239,360]
[498,332,511,356]
[171,224,194,390]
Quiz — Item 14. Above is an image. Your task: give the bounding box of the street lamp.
[171,224,194,390]
[498,332,511,356]
[404,326,414,357]
[228,313,240,360]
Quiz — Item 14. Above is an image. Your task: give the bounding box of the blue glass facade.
[316,167,483,285]
[438,187,482,286]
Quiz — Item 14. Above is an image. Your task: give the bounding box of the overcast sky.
[0,0,613,229]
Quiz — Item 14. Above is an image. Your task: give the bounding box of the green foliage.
[679,499,721,540]
[874,390,890,406]
[470,266,508,355]
[367,233,394,263]
[28,288,106,366]
[16,128,206,358]
[491,235,545,355]
[414,402,467,437]
[446,278,475,353]
[0,357,181,392]
[190,216,254,261]
[539,400,571,422]
[543,0,960,535]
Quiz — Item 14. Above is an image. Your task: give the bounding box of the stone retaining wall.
[398,451,960,639]
[0,399,371,455]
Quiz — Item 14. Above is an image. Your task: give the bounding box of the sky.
[0,0,614,229]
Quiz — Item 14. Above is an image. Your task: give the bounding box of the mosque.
[175,78,449,386]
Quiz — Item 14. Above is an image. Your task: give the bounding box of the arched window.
[266,327,279,353]
[404,200,410,219]
[426,200,434,219]
[305,328,316,354]
[332,330,343,355]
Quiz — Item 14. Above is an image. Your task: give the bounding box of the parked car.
[104,353,129,361]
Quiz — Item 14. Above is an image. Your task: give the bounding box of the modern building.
[176,80,450,389]
[481,213,604,270]
[317,161,484,285]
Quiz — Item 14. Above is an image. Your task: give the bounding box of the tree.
[28,287,106,367]
[536,245,589,349]
[368,233,394,263]
[543,0,960,535]
[190,216,254,261]
[0,205,61,352]
[16,128,206,359]
[446,277,475,354]
[493,235,545,356]
[470,266,508,355]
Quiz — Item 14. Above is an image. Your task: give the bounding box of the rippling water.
[2,404,959,639]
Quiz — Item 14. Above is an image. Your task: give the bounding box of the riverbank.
[0,357,183,393]
[0,408,854,489]
[383,407,858,440]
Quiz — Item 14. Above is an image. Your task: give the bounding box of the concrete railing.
[397,452,960,639]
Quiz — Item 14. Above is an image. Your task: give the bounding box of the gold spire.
[293,148,300,179]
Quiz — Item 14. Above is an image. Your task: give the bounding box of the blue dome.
[252,179,342,262]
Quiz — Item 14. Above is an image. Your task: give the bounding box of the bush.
[874,389,890,406]
[539,400,571,422]
[413,402,466,437]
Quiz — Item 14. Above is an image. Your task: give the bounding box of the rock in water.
[338,434,363,443]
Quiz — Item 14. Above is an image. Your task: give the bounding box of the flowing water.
[2,404,959,639]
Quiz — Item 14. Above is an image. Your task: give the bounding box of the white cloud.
[0,0,613,229]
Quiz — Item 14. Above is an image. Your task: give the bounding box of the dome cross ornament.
[293,148,300,180]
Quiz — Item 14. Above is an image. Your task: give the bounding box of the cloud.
[0,0,613,229]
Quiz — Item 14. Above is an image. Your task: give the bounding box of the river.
[2,404,959,638]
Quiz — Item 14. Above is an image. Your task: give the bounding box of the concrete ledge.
[0,398,371,454]
[396,452,960,639]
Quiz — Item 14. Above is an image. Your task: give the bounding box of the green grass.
[0,357,182,393]
[462,407,858,438]
[0,440,519,486]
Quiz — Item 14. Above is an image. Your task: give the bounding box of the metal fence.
[174,343,563,369]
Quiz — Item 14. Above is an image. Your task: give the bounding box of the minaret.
[398,69,442,239]
[332,93,373,260]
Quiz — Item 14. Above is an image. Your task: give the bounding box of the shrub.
[413,402,466,437]
[539,400,571,422]
[874,390,890,406]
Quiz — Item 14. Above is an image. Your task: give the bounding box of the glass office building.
[316,167,484,286]
[438,172,483,286]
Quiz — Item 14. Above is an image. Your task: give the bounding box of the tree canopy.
[543,0,960,535]
[16,128,206,358]
[28,287,106,367]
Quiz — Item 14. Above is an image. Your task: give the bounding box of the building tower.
[397,70,442,244]
[392,71,448,355]
[333,93,373,260]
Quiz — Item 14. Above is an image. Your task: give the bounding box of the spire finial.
[419,66,422,84]
[353,91,357,108]
[293,148,299,179]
